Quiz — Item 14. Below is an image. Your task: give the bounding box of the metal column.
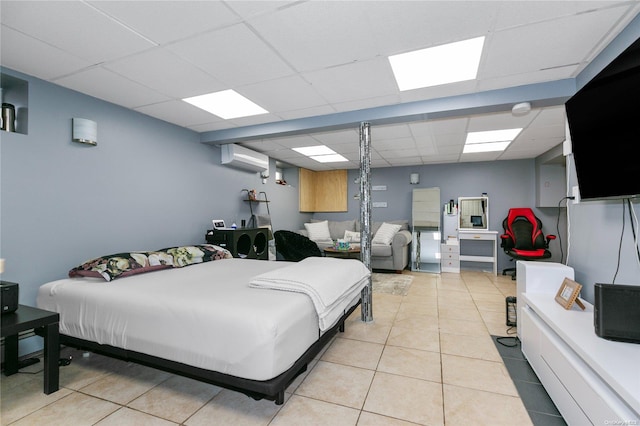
[359,122,373,322]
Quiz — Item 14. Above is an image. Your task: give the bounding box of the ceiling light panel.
[463,141,511,153]
[183,90,268,119]
[389,36,485,91]
[465,128,522,144]
[292,145,336,156]
[310,154,349,163]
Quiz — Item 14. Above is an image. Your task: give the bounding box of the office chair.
[274,230,322,262]
[500,208,556,280]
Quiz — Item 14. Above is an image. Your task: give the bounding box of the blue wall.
[0,68,306,323]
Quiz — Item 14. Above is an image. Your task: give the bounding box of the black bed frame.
[58,301,360,405]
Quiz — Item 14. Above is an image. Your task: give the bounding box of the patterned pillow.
[343,230,360,242]
[69,252,173,282]
[372,222,402,245]
[69,244,232,282]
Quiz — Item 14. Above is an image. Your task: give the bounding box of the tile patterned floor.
[1,270,551,425]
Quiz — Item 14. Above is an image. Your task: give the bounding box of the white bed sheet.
[37,258,355,381]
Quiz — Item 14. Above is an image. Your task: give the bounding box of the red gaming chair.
[500,208,556,280]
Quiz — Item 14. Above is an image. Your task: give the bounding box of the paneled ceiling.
[1,1,639,170]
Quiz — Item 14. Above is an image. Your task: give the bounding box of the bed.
[36,244,370,404]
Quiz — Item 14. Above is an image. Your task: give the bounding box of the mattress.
[37,258,334,381]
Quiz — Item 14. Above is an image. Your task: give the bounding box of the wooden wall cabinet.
[299,168,347,212]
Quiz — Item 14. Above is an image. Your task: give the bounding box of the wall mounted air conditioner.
[221,144,269,173]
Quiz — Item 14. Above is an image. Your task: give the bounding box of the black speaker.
[1,281,19,314]
[206,228,269,260]
[594,283,640,344]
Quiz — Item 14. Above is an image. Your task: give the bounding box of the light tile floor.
[1,270,537,425]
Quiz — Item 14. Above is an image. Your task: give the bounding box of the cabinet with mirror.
[458,196,489,232]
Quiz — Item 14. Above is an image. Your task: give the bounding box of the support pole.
[359,122,373,322]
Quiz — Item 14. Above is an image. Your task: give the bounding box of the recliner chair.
[500,208,556,279]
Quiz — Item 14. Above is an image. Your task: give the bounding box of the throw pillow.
[343,230,360,242]
[304,220,332,242]
[372,222,402,245]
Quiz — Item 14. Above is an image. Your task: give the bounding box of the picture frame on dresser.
[554,277,586,310]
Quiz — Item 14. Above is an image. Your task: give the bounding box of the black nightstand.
[205,228,269,260]
[1,305,60,394]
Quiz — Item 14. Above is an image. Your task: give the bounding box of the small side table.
[324,247,361,259]
[1,305,60,394]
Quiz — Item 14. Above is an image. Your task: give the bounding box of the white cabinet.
[440,244,460,273]
[516,261,574,338]
[521,293,640,424]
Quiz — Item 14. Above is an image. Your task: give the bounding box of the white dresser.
[440,243,460,273]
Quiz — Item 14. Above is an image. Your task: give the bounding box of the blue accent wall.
[0,68,306,356]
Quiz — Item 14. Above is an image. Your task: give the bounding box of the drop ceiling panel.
[0,26,90,80]
[167,23,294,87]
[484,8,632,79]
[89,1,240,45]
[0,1,637,171]
[247,1,380,71]
[239,75,327,114]
[134,100,224,128]
[364,1,500,55]
[301,57,398,105]
[1,1,153,63]
[104,49,225,98]
[54,67,170,109]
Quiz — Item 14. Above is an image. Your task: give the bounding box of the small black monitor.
[471,215,483,227]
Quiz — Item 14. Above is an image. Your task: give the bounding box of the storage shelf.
[0,72,29,135]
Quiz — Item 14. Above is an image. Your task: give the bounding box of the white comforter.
[37,258,365,381]
[249,257,370,331]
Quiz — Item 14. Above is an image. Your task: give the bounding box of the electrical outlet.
[572,186,580,204]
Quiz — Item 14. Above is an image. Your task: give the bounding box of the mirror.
[458,196,489,231]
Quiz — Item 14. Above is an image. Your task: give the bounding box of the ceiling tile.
[168,23,294,87]
[1,1,153,63]
[104,49,225,98]
[0,26,90,80]
[54,67,170,108]
[89,1,240,45]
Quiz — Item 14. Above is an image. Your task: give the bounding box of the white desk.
[458,230,498,275]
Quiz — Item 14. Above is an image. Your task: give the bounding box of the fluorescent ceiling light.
[183,89,267,119]
[311,154,348,163]
[293,145,348,163]
[389,36,484,91]
[463,141,511,153]
[292,145,335,156]
[466,128,522,144]
[463,128,522,153]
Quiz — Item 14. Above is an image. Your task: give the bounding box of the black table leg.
[3,334,19,376]
[42,322,60,394]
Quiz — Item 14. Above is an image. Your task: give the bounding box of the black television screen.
[565,38,640,201]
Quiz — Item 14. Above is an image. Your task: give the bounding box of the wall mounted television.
[565,37,640,202]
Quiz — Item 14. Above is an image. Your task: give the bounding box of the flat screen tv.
[565,37,640,201]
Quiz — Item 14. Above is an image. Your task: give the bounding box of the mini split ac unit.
[221,144,269,173]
